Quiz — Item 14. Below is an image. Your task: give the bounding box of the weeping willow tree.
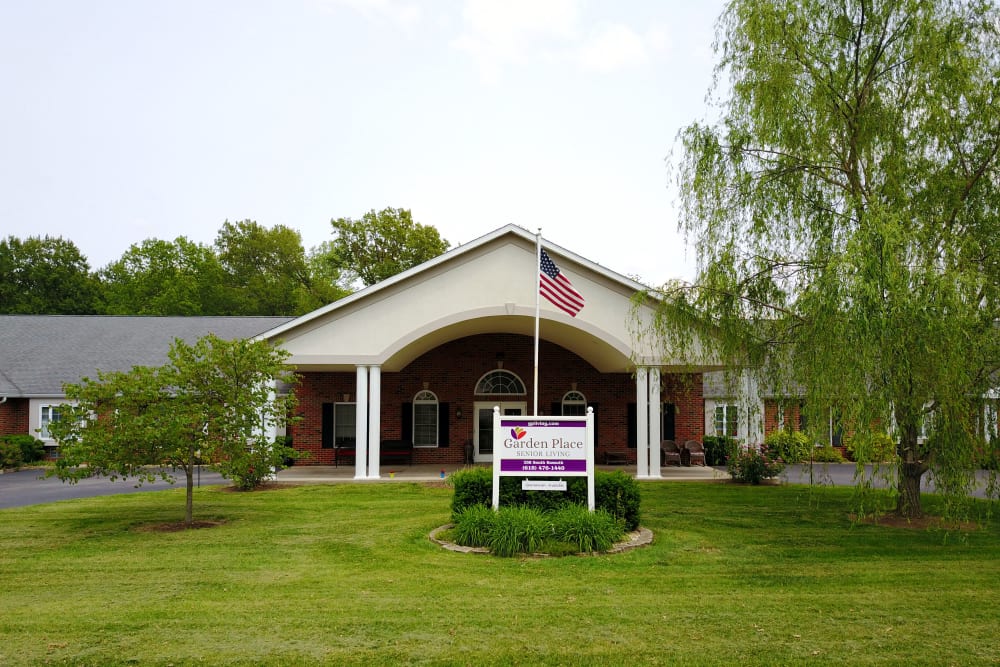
[646,0,999,518]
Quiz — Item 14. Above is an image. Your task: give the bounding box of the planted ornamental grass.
[1,481,998,665]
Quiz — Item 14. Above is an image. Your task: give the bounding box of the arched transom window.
[413,390,438,447]
[475,370,526,395]
[561,390,587,416]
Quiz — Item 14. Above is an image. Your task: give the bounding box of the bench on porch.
[602,450,629,465]
[333,440,414,467]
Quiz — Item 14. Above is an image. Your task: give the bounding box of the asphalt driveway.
[0,467,227,509]
[2,463,993,509]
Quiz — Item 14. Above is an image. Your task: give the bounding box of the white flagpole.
[534,229,541,416]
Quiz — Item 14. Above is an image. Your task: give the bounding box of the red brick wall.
[764,400,802,437]
[0,398,29,437]
[662,373,704,447]
[288,333,704,466]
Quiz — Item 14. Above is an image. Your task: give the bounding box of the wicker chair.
[684,440,707,466]
[661,440,682,466]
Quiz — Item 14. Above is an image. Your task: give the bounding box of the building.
[1,225,724,476]
[261,225,721,478]
[0,315,293,456]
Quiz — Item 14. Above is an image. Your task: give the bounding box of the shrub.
[451,504,626,555]
[550,505,624,553]
[594,470,641,531]
[489,506,551,557]
[702,435,737,466]
[450,467,494,516]
[810,445,846,463]
[0,440,24,470]
[221,437,301,491]
[450,469,641,531]
[763,430,812,463]
[0,435,46,464]
[975,445,999,471]
[845,432,897,463]
[727,445,784,484]
[452,504,494,548]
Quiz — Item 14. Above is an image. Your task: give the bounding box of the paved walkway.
[274,463,729,483]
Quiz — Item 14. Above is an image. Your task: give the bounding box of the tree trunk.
[894,417,927,519]
[185,465,194,526]
[896,461,926,519]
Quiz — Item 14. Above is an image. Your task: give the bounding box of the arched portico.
[265,225,715,478]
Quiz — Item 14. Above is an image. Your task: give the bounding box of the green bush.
[450,467,494,515]
[489,506,551,557]
[451,503,626,555]
[975,445,1000,471]
[702,435,737,466]
[845,432,897,463]
[450,468,641,531]
[0,440,24,469]
[727,445,784,484]
[219,437,301,491]
[0,435,46,464]
[452,504,494,548]
[550,505,624,553]
[763,430,812,463]
[594,470,641,531]
[811,445,846,463]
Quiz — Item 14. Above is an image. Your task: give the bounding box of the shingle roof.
[0,315,294,397]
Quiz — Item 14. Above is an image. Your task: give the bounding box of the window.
[776,403,786,431]
[39,405,63,440]
[714,404,738,437]
[475,370,526,395]
[561,390,586,416]
[334,403,356,446]
[829,408,844,447]
[413,390,438,447]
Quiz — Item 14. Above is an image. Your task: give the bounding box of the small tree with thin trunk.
[49,334,298,525]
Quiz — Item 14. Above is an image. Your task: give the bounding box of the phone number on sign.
[519,464,568,472]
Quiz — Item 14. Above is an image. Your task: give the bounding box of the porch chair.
[684,440,707,466]
[660,440,682,466]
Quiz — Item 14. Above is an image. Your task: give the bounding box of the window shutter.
[551,402,561,416]
[321,403,333,449]
[627,403,637,448]
[438,403,450,447]
[402,403,413,443]
[662,403,676,441]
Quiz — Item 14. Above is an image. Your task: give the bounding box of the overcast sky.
[2,0,727,286]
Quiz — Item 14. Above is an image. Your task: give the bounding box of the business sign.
[491,407,595,510]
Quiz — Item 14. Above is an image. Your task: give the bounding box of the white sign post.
[491,406,595,511]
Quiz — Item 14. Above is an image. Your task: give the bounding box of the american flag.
[539,249,585,317]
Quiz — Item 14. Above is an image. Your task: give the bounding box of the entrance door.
[473,401,526,463]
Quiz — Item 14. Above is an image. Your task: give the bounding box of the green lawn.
[1,481,997,666]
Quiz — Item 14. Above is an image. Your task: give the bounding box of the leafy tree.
[329,207,450,286]
[0,235,100,314]
[646,0,999,518]
[99,237,232,316]
[49,334,299,525]
[215,220,347,315]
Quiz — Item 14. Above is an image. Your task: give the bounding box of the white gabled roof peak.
[259,223,651,341]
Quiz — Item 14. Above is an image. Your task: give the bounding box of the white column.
[367,366,381,479]
[264,379,279,481]
[649,368,662,478]
[636,368,649,478]
[742,371,764,445]
[354,366,368,480]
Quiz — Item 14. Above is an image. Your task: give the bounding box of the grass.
[1,481,998,666]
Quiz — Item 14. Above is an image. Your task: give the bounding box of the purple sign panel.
[500,459,588,473]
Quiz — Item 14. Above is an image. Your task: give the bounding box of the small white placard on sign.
[522,480,567,492]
